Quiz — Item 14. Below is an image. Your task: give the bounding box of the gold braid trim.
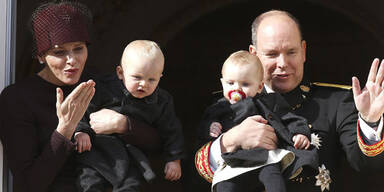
[195,141,214,183]
[312,82,352,90]
[357,121,384,156]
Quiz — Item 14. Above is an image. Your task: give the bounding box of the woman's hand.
[56,80,95,139]
[89,108,128,134]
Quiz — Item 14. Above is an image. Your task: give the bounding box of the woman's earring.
[39,60,44,64]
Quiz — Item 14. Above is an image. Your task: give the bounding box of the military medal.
[315,164,331,191]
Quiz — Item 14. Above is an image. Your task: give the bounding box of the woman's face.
[38,41,88,86]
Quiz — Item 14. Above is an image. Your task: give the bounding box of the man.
[195,10,384,191]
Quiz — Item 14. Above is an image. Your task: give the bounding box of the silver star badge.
[315,164,331,191]
[311,133,322,149]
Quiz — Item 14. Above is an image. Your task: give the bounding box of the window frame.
[0,0,17,191]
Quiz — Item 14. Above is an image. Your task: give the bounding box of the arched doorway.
[159,1,384,191]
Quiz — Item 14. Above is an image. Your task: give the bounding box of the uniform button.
[267,114,273,119]
[300,85,310,92]
[308,124,313,129]
[292,103,301,110]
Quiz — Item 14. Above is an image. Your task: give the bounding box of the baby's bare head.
[117,40,164,99]
[120,40,164,73]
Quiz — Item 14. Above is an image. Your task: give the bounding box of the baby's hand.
[292,134,310,149]
[164,159,182,181]
[74,132,92,153]
[209,122,222,138]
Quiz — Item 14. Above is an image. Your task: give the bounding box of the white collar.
[264,85,274,93]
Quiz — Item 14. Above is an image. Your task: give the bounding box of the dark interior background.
[15,0,384,191]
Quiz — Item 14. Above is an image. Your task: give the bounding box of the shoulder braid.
[311,82,352,90]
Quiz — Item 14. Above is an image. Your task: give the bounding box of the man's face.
[250,15,306,93]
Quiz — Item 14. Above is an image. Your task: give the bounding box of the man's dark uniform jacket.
[195,82,384,192]
[76,74,184,191]
[197,92,319,181]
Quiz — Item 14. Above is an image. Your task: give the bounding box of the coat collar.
[263,82,311,111]
[119,80,159,104]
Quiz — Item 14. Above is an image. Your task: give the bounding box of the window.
[0,0,17,191]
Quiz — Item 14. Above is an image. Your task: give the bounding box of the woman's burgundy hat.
[32,2,91,56]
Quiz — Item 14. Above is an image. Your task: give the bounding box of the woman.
[0,2,160,192]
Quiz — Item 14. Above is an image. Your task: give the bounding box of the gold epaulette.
[312,82,352,90]
[357,121,384,156]
[195,141,214,183]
